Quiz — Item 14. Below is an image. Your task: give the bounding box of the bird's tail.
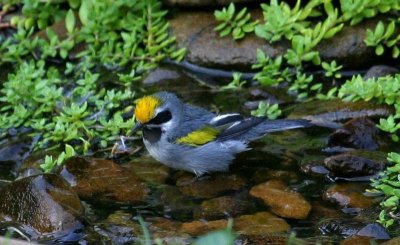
[237,119,312,142]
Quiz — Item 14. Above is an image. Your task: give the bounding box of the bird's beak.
[132,122,143,133]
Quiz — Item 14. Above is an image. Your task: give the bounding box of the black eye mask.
[147,110,172,125]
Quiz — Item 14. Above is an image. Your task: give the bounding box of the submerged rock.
[323,150,387,177]
[157,185,199,220]
[181,212,289,237]
[176,174,245,198]
[319,219,389,240]
[194,195,255,220]
[250,180,311,219]
[323,183,381,210]
[59,157,149,204]
[234,212,290,235]
[0,137,31,167]
[124,156,170,185]
[180,219,228,236]
[340,236,376,245]
[147,217,190,244]
[89,211,140,244]
[0,174,84,240]
[328,117,390,150]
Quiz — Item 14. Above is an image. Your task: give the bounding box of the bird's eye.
[148,110,172,125]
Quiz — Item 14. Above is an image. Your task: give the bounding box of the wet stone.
[0,137,31,166]
[124,156,170,185]
[0,174,84,240]
[363,65,399,80]
[300,155,331,178]
[59,157,149,204]
[250,180,311,219]
[319,219,389,240]
[382,237,400,245]
[234,212,290,236]
[156,185,199,220]
[91,211,140,244]
[323,150,387,177]
[142,67,184,85]
[328,117,390,150]
[194,195,255,220]
[180,219,228,236]
[181,212,290,237]
[148,217,190,244]
[339,236,376,245]
[176,174,245,199]
[323,183,381,210]
[288,99,392,124]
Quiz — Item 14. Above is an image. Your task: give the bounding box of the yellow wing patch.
[134,95,161,123]
[176,126,220,146]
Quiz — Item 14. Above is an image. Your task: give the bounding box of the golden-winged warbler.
[133,91,311,176]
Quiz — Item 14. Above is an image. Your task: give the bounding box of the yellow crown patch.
[134,95,161,123]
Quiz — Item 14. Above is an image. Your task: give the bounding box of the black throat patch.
[143,126,162,143]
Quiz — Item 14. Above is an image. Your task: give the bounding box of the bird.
[132,91,311,176]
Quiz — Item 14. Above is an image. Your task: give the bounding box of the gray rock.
[363,65,399,80]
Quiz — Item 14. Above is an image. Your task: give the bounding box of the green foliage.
[370,152,400,228]
[251,101,282,120]
[220,72,246,91]
[322,60,343,78]
[288,72,316,100]
[0,0,185,172]
[364,19,400,58]
[340,0,400,25]
[339,74,400,140]
[214,3,258,40]
[40,145,76,173]
[252,50,290,87]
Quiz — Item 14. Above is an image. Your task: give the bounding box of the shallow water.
[0,64,399,244]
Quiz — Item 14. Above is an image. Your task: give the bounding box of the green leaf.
[375,44,384,56]
[79,0,89,26]
[65,9,76,34]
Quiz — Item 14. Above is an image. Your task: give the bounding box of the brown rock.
[382,237,400,245]
[0,174,83,239]
[250,180,311,219]
[339,236,375,245]
[124,156,170,184]
[316,18,377,68]
[181,219,228,236]
[328,117,391,150]
[194,195,255,219]
[234,212,290,235]
[323,183,381,209]
[177,174,245,198]
[59,157,149,203]
[170,11,382,70]
[149,217,191,244]
[169,10,288,70]
[324,150,387,177]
